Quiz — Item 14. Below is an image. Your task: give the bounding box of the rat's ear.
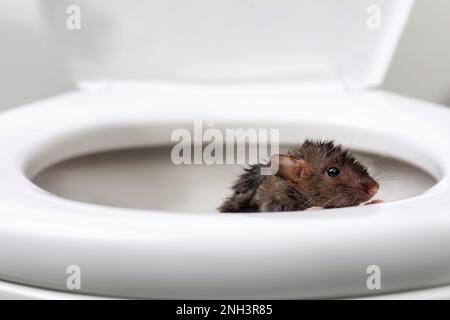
[270,154,306,182]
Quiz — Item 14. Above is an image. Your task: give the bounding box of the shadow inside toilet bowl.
[32,144,436,213]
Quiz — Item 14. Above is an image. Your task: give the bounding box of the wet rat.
[219,140,382,213]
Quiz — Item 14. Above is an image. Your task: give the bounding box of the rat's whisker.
[302,195,321,209]
[321,195,341,208]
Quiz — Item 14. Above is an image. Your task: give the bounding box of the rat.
[218,139,382,213]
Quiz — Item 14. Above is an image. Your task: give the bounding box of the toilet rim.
[1,86,450,299]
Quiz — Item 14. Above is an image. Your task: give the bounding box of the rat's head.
[271,140,379,209]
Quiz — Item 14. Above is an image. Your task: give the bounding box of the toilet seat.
[1,83,450,299]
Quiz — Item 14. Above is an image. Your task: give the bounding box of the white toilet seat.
[1,84,450,299]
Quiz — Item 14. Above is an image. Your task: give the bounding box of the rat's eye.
[327,167,340,177]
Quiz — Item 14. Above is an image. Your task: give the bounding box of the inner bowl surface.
[33,144,436,213]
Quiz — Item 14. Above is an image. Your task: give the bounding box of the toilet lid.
[49,0,413,89]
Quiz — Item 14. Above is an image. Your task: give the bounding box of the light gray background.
[380,0,450,107]
[0,0,449,111]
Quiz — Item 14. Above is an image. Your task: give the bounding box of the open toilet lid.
[48,0,414,89]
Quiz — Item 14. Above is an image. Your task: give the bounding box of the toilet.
[1,0,450,299]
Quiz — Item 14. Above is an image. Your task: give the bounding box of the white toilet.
[2,0,450,299]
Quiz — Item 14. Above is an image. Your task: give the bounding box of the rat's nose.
[365,185,379,197]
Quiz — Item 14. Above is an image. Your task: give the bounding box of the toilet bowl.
[3,0,450,299]
[1,83,450,299]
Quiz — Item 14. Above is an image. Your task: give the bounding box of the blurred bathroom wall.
[0,1,75,111]
[381,0,450,107]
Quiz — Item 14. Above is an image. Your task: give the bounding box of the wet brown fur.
[219,139,379,213]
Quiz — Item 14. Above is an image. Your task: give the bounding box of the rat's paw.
[365,199,384,205]
[305,206,323,211]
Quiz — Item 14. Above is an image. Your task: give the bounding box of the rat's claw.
[305,206,323,211]
[365,199,384,205]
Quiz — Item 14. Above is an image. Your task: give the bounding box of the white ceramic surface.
[44,0,413,88]
[4,0,449,300]
[1,84,450,299]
